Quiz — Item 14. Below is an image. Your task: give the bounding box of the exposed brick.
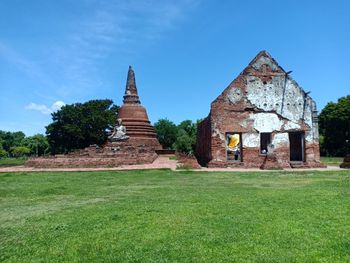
[340,154,350,168]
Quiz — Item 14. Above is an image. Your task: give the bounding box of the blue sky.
[0,0,349,136]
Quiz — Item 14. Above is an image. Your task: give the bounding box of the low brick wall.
[25,138,158,168]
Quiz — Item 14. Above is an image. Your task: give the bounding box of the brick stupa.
[118,66,161,148]
[26,66,161,168]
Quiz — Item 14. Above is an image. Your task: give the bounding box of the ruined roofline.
[244,50,287,74]
[210,50,316,110]
[244,50,312,99]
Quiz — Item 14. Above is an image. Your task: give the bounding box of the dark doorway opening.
[289,132,304,162]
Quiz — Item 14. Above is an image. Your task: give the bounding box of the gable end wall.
[196,51,322,168]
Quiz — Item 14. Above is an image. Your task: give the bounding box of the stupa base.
[25,138,159,168]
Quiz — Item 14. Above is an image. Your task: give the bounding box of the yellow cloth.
[228,134,240,148]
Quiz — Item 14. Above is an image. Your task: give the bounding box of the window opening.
[260,133,271,154]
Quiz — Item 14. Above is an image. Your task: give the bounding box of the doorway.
[289,132,304,162]
[226,133,242,162]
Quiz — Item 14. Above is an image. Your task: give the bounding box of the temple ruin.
[26,66,161,168]
[196,51,323,169]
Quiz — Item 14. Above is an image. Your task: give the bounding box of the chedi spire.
[123,66,140,104]
[117,66,161,147]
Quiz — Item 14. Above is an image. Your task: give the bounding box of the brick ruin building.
[196,51,323,169]
[26,66,161,168]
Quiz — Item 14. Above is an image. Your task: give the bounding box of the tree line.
[0,95,348,158]
[0,131,48,158]
[154,119,201,155]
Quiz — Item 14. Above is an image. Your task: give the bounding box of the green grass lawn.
[321,156,344,166]
[1,170,350,262]
[0,157,27,167]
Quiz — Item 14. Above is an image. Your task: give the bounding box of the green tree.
[174,120,198,154]
[173,129,193,154]
[0,149,7,158]
[10,146,30,157]
[0,131,25,152]
[46,99,119,154]
[319,95,350,156]
[178,120,197,138]
[22,134,49,156]
[154,119,178,149]
[0,143,7,158]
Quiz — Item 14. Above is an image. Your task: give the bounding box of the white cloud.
[51,101,66,111]
[25,101,66,115]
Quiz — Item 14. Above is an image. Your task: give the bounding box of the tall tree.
[46,99,119,154]
[319,95,350,156]
[154,119,178,149]
[174,120,198,154]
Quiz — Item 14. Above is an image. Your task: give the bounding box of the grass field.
[1,170,349,262]
[320,156,344,166]
[0,158,27,167]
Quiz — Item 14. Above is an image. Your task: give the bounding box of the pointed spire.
[123,66,140,104]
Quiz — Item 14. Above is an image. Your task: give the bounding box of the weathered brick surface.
[196,116,211,166]
[176,153,201,169]
[196,51,324,168]
[340,154,350,168]
[25,138,158,168]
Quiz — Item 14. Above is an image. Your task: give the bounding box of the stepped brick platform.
[26,66,161,168]
[26,139,158,168]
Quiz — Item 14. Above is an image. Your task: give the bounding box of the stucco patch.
[212,123,225,141]
[252,56,278,71]
[273,133,289,146]
[242,133,259,147]
[284,121,301,130]
[250,113,283,132]
[305,131,313,143]
[227,87,243,104]
[246,75,283,112]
